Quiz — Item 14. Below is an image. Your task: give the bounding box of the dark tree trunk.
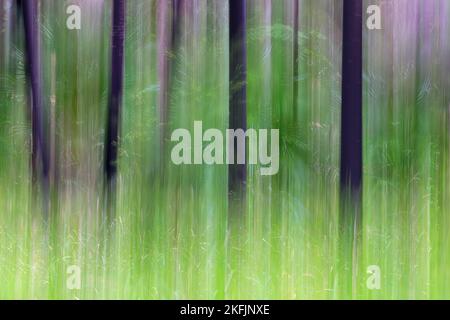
[172,0,183,44]
[339,0,362,298]
[105,0,126,192]
[21,0,49,193]
[228,0,247,216]
[340,0,362,200]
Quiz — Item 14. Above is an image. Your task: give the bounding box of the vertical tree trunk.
[340,0,362,195]
[21,0,49,196]
[228,0,247,217]
[172,0,183,44]
[105,0,126,195]
[339,0,362,298]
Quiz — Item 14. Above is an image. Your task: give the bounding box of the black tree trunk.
[339,0,362,297]
[228,0,247,217]
[105,0,126,193]
[340,0,362,201]
[172,0,183,44]
[21,0,49,195]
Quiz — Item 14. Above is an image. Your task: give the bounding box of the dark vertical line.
[338,0,363,298]
[172,0,182,44]
[228,0,247,216]
[22,0,49,191]
[105,0,126,190]
[340,0,362,197]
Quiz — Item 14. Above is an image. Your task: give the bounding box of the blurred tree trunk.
[340,1,362,196]
[172,0,183,44]
[263,0,272,122]
[157,0,172,168]
[228,0,247,218]
[292,0,299,124]
[21,0,49,203]
[0,0,13,69]
[105,0,126,202]
[339,0,362,298]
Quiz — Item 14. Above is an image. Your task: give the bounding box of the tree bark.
[21,0,49,192]
[228,0,247,217]
[105,0,126,192]
[172,0,183,44]
[339,0,362,298]
[340,0,362,199]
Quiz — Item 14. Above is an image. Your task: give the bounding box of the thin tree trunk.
[172,0,183,44]
[228,0,247,217]
[21,0,49,197]
[339,0,362,298]
[340,0,362,204]
[104,0,126,198]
